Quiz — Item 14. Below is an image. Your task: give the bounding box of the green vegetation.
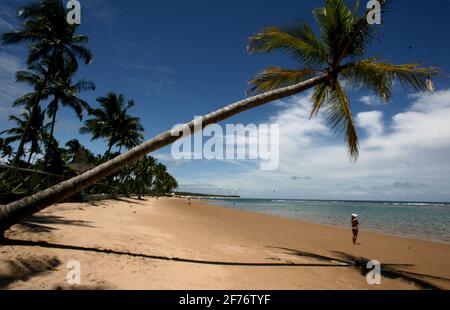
[0,0,178,199]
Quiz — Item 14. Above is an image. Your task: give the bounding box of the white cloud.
[198,89,450,201]
[360,95,383,106]
[177,182,239,196]
[357,111,384,136]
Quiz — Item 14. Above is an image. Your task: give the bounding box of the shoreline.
[208,201,450,246]
[1,197,449,290]
[206,199,450,245]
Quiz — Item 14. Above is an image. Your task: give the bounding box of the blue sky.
[1,0,450,201]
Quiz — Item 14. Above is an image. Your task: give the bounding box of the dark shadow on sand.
[3,239,351,268]
[269,246,450,290]
[112,197,151,206]
[0,256,61,289]
[16,215,94,234]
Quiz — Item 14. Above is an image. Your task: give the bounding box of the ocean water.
[207,199,450,244]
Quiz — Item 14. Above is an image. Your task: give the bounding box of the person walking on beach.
[351,214,359,245]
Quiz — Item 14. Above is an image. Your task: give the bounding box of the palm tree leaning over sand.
[0,0,441,239]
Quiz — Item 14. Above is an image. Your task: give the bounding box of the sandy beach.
[1,197,449,290]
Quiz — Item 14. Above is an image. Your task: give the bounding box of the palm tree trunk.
[44,109,58,173]
[106,142,114,157]
[0,74,327,238]
[11,47,58,167]
[49,108,57,146]
[12,111,33,166]
[27,150,33,165]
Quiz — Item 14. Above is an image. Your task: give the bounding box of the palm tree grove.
[0,0,179,225]
[0,0,449,294]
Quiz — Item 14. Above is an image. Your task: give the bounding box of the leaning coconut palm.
[1,0,92,165]
[246,0,438,159]
[0,0,441,239]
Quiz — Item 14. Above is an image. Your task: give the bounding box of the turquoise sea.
[208,199,450,244]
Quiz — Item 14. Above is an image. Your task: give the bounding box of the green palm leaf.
[327,81,359,160]
[342,59,441,98]
[248,67,317,95]
[247,24,328,66]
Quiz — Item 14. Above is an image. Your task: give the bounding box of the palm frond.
[313,0,354,61]
[15,70,42,87]
[310,83,330,118]
[248,67,317,95]
[326,81,359,160]
[341,58,441,97]
[247,25,328,66]
[71,79,96,92]
[70,44,93,65]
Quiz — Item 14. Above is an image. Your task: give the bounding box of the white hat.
[352,214,358,218]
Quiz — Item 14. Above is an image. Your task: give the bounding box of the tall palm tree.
[152,163,168,196]
[14,62,94,149]
[1,0,92,165]
[80,92,144,156]
[162,174,178,196]
[14,63,51,107]
[46,64,95,146]
[116,117,145,153]
[0,106,49,164]
[150,162,178,196]
[0,0,441,238]
[134,156,157,200]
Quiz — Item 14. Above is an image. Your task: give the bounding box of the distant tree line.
[174,192,240,199]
